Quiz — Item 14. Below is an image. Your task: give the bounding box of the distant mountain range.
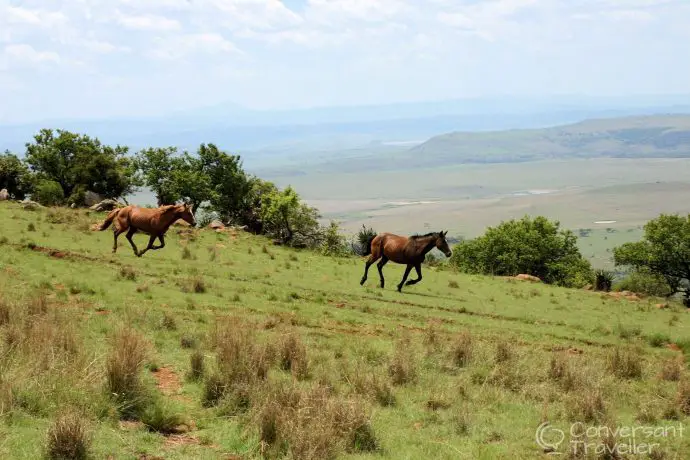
[2,96,690,171]
[410,114,690,165]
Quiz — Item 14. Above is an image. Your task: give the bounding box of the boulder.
[89,199,120,212]
[0,189,8,201]
[84,191,104,207]
[209,220,225,230]
[22,200,44,211]
[515,274,541,283]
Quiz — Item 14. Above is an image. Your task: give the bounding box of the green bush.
[320,221,348,257]
[33,180,65,206]
[613,269,673,297]
[449,215,592,288]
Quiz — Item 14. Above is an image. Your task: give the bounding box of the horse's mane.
[410,232,439,240]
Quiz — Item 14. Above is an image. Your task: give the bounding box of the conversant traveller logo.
[535,421,684,456]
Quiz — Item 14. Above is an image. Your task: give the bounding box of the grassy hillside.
[1,202,690,459]
[410,115,690,165]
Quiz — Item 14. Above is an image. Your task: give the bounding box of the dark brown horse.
[98,203,197,257]
[360,230,452,292]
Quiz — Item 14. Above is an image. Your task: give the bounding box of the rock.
[0,189,8,201]
[89,199,120,212]
[84,190,104,207]
[515,274,541,283]
[209,220,225,230]
[22,200,43,211]
[70,203,77,209]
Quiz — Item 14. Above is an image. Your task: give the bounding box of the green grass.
[1,202,689,459]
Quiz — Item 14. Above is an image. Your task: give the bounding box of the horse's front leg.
[397,264,413,292]
[125,228,140,257]
[405,263,423,286]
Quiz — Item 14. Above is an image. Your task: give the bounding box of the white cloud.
[4,44,60,64]
[4,5,68,28]
[149,33,240,60]
[116,11,181,31]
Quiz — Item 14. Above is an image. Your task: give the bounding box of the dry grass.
[188,350,205,381]
[548,353,579,392]
[345,365,396,407]
[203,317,273,407]
[495,340,511,364]
[388,334,417,385]
[181,275,206,294]
[451,330,473,368]
[45,409,91,460]
[278,332,309,380]
[119,265,137,281]
[607,346,643,380]
[255,382,377,460]
[659,356,683,381]
[676,378,690,415]
[566,384,606,423]
[105,327,150,418]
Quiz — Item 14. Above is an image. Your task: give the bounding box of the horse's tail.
[98,208,121,231]
[362,233,377,256]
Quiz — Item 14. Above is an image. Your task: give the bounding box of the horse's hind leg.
[360,254,379,286]
[377,256,389,289]
[112,228,124,253]
[397,264,413,292]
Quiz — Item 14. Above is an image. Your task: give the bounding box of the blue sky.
[1,0,689,123]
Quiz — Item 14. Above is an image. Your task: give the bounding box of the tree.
[613,213,690,306]
[450,215,593,287]
[170,152,213,214]
[0,151,33,199]
[195,143,250,222]
[135,147,181,206]
[24,129,138,203]
[261,186,321,246]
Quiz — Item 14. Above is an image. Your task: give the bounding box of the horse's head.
[176,203,197,227]
[435,230,452,257]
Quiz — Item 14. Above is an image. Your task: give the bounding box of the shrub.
[449,215,593,288]
[45,410,91,460]
[594,269,614,292]
[33,180,65,206]
[353,224,377,256]
[320,221,348,257]
[613,269,673,297]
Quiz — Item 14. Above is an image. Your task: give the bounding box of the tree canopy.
[24,129,139,203]
[614,213,690,305]
[0,151,33,199]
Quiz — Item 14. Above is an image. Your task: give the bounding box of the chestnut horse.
[360,230,452,292]
[98,203,197,257]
